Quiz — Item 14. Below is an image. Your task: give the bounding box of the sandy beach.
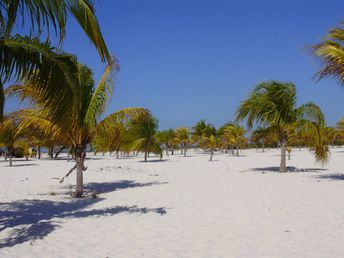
[0,148,343,257]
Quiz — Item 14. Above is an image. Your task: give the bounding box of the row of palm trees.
[1,1,344,198]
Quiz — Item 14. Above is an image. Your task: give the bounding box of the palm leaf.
[84,60,115,128]
[0,0,111,63]
[0,35,79,123]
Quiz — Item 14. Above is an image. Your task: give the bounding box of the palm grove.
[1,1,344,197]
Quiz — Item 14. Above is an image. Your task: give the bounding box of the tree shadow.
[0,197,167,248]
[138,159,168,163]
[9,163,38,167]
[251,166,327,173]
[83,180,168,195]
[316,173,344,181]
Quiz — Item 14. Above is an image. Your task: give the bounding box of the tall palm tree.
[175,127,190,157]
[0,0,112,122]
[236,81,329,172]
[12,62,149,197]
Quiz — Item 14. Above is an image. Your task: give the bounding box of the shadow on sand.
[138,159,168,163]
[315,173,344,181]
[0,181,168,248]
[251,166,327,173]
[83,180,168,194]
[8,163,38,167]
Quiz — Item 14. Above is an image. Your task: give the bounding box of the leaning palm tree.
[12,61,149,197]
[0,0,112,122]
[236,81,329,172]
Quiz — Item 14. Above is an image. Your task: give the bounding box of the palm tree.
[175,127,190,157]
[155,129,177,156]
[192,119,207,146]
[201,134,218,161]
[223,123,246,156]
[0,0,112,122]
[0,116,24,166]
[251,127,270,152]
[236,81,329,172]
[12,62,149,197]
[166,129,177,155]
[128,115,162,162]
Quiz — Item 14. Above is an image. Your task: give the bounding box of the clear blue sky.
[6,0,344,129]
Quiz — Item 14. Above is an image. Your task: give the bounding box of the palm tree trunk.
[54,146,66,159]
[262,141,265,152]
[144,151,148,162]
[236,144,239,156]
[38,146,41,159]
[280,139,287,173]
[75,148,86,198]
[48,146,54,159]
[8,147,13,166]
[209,149,213,161]
[184,147,187,157]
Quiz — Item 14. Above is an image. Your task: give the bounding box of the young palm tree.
[166,129,177,155]
[192,119,207,145]
[251,127,270,152]
[128,115,161,162]
[194,122,218,160]
[12,62,149,197]
[0,0,111,122]
[156,129,177,156]
[175,127,190,157]
[201,135,218,161]
[223,123,246,156]
[236,81,329,172]
[0,118,19,166]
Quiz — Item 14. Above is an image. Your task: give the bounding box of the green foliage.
[0,0,112,122]
[0,0,111,62]
[313,21,344,86]
[175,127,190,148]
[236,81,329,164]
[128,115,162,159]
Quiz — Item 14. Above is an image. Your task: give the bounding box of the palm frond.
[84,60,115,128]
[0,0,111,63]
[0,35,79,123]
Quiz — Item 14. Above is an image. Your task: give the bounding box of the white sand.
[0,148,344,257]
